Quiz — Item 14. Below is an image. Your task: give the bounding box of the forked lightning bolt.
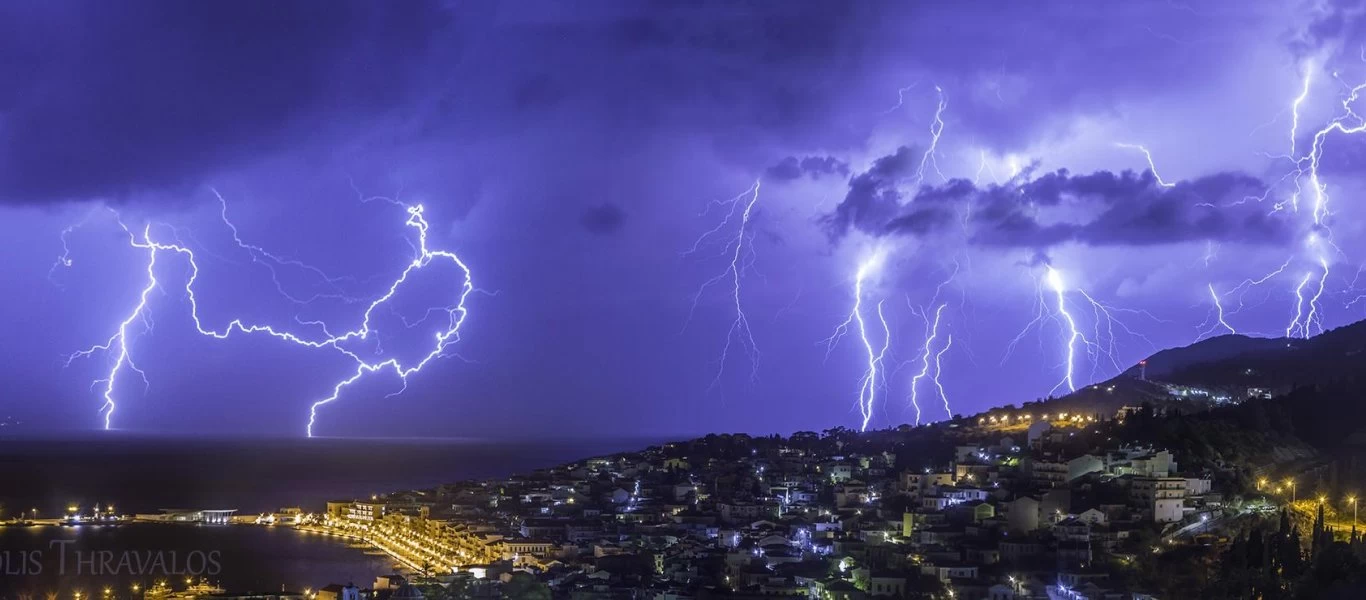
[1269,63,1366,335]
[1195,283,1237,340]
[907,303,948,425]
[683,180,763,389]
[1045,267,1084,394]
[823,250,890,431]
[910,86,948,192]
[64,198,474,436]
[1011,265,1156,395]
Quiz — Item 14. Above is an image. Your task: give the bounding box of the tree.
[502,572,551,600]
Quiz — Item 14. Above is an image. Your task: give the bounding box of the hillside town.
[288,410,1366,600]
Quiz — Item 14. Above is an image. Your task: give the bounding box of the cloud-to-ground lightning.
[933,335,953,417]
[1044,267,1084,394]
[682,180,764,389]
[1007,265,1159,395]
[1195,283,1237,340]
[1285,257,1330,338]
[64,196,475,436]
[907,303,948,425]
[822,250,890,431]
[64,231,160,430]
[1257,61,1366,336]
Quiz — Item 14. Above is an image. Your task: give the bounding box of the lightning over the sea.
[64,196,475,436]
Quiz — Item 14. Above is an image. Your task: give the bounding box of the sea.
[0,435,665,596]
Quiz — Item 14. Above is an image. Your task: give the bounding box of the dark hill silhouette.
[1120,333,1288,380]
[1155,320,1366,390]
[960,319,1366,426]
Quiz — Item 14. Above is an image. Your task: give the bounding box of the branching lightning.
[683,180,764,389]
[932,335,953,418]
[907,303,948,425]
[1044,267,1085,394]
[1006,265,1159,396]
[823,251,890,432]
[880,83,920,115]
[910,86,949,192]
[1264,61,1366,336]
[1196,283,1238,340]
[64,196,474,436]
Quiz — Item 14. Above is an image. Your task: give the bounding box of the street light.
[1257,478,1267,491]
[1285,479,1296,503]
[1349,496,1358,527]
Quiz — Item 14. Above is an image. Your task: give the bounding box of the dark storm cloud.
[580,203,627,235]
[822,146,919,237]
[831,153,1294,248]
[764,156,851,182]
[0,2,448,205]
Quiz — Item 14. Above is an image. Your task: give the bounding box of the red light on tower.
[1138,359,1147,381]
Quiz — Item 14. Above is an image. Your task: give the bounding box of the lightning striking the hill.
[64,197,475,436]
[1044,267,1085,394]
[1196,283,1238,340]
[907,303,948,425]
[824,250,890,431]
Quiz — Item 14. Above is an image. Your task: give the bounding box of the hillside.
[961,319,1366,436]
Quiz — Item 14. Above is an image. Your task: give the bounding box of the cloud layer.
[827,148,1294,249]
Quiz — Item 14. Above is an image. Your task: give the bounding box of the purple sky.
[2,1,1365,438]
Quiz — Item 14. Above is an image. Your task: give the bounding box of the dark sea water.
[0,523,392,595]
[0,435,664,594]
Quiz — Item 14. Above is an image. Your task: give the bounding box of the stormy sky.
[2,0,1365,437]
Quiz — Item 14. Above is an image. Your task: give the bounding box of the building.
[1130,476,1186,523]
[1005,496,1040,533]
[315,584,359,600]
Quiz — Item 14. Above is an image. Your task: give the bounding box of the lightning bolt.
[910,86,949,192]
[1285,257,1330,338]
[880,83,920,115]
[1045,266,1085,394]
[1289,68,1314,159]
[932,335,953,419]
[65,196,475,436]
[1016,265,1158,395]
[683,180,763,389]
[823,250,890,432]
[907,303,947,425]
[974,150,1002,185]
[210,189,360,305]
[1273,61,1366,335]
[49,206,120,286]
[1115,143,1176,188]
[1195,283,1237,340]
